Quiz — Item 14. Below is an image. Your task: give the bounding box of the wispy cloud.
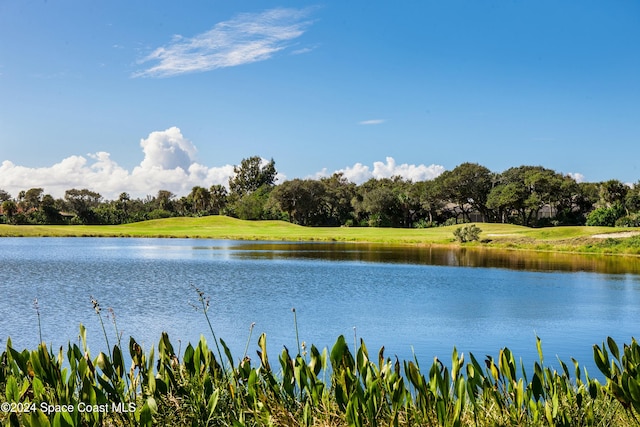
[291,44,319,55]
[133,8,315,78]
[358,119,385,125]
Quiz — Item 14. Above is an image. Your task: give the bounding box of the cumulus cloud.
[567,172,585,183]
[139,126,197,170]
[315,157,445,184]
[0,128,235,200]
[0,130,443,202]
[133,8,314,78]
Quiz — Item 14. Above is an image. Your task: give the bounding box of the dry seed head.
[91,296,101,314]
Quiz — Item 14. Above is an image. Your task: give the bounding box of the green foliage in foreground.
[2,328,640,427]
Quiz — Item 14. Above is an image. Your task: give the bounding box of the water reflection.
[202,242,640,275]
[1,237,638,382]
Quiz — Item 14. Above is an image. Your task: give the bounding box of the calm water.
[1,237,639,377]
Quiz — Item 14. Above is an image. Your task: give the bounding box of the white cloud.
[358,119,385,125]
[139,126,197,170]
[336,162,373,184]
[0,131,443,202]
[0,128,235,200]
[133,8,314,78]
[567,172,585,183]
[290,46,315,55]
[321,157,445,184]
[372,157,445,181]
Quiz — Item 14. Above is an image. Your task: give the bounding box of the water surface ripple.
[1,237,638,377]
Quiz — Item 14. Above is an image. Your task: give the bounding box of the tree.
[355,178,408,227]
[227,156,277,220]
[487,166,572,226]
[64,189,102,224]
[229,156,277,197]
[155,190,176,213]
[625,181,640,214]
[189,186,211,214]
[573,182,600,222]
[552,176,584,225]
[415,180,445,224]
[209,185,228,215]
[1,200,18,223]
[0,189,12,203]
[599,180,628,210]
[320,173,357,226]
[487,182,525,224]
[436,163,493,222]
[268,179,301,222]
[117,192,130,213]
[39,194,63,224]
[175,196,193,217]
[395,179,423,227]
[269,179,327,225]
[23,188,44,210]
[233,186,272,220]
[522,167,565,222]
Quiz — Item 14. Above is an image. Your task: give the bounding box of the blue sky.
[1,1,639,199]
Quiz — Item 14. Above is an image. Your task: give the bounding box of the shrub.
[453,224,482,243]
[147,209,173,220]
[615,213,640,227]
[443,217,461,226]
[586,205,625,226]
[413,219,436,228]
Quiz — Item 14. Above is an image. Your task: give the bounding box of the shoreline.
[1,217,639,257]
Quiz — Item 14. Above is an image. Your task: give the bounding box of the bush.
[367,213,392,227]
[615,213,640,227]
[453,224,482,243]
[147,209,173,220]
[70,216,84,225]
[413,219,437,228]
[586,205,625,226]
[442,217,470,227]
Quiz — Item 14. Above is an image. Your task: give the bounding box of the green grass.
[1,217,639,255]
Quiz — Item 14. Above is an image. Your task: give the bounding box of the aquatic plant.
[2,293,640,426]
[594,337,640,423]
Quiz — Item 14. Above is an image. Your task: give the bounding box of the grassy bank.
[1,216,639,255]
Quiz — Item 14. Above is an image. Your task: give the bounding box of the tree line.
[1,156,639,228]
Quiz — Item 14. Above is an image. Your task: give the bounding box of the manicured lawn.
[1,217,639,254]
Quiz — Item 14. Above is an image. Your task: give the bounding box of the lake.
[1,237,639,378]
